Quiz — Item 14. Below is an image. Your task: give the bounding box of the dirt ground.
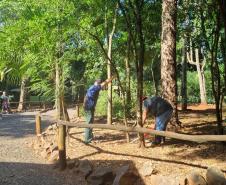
[42,104,225,184]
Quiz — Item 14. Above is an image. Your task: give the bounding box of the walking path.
[0,112,74,185]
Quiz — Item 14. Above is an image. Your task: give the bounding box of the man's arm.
[100,76,115,88]
[142,109,148,125]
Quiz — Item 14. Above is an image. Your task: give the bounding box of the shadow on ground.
[0,159,146,185]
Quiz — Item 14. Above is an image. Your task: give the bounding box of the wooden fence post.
[58,124,66,170]
[35,113,41,135]
[75,104,80,117]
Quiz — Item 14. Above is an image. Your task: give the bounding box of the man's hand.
[101,76,116,87]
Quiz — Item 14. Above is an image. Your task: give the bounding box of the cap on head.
[142,96,148,101]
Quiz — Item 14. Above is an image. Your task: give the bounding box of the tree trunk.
[181,40,187,111]
[107,55,112,125]
[219,0,226,90]
[151,61,158,96]
[187,44,207,105]
[17,77,28,111]
[106,3,117,125]
[125,35,131,106]
[135,0,145,148]
[55,61,70,121]
[210,13,224,135]
[221,37,226,89]
[195,48,207,104]
[161,0,178,125]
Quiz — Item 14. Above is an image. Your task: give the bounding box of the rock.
[67,160,76,169]
[87,166,115,185]
[206,166,226,185]
[113,165,138,185]
[114,172,138,185]
[48,150,58,162]
[78,159,92,178]
[43,142,51,150]
[150,175,180,185]
[74,158,80,168]
[33,141,41,150]
[47,125,53,131]
[49,144,58,152]
[139,161,155,177]
[183,171,207,185]
[52,123,58,130]
[40,150,50,159]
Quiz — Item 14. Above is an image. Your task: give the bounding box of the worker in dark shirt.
[83,77,114,144]
[142,96,173,145]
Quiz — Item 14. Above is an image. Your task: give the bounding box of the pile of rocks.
[65,159,140,185]
[28,123,59,163]
[150,167,226,185]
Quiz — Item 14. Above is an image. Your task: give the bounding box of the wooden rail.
[58,121,226,143]
[55,120,226,170]
[33,116,226,170]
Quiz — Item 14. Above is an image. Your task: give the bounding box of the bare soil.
[48,104,225,184]
[0,104,225,185]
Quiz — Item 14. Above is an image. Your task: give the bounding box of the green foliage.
[0,0,225,120]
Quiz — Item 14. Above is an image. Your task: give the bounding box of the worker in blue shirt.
[83,76,115,144]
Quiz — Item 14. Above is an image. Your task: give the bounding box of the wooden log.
[35,113,41,135]
[58,121,226,143]
[58,124,66,170]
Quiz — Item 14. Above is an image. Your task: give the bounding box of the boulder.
[67,160,76,169]
[206,166,226,185]
[113,165,138,185]
[74,158,80,168]
[48,150,59,162]
[78,159,92,178]
[183,171,207,185]
[49,144,58,152]
[87,166,115,185]
[150,175,179,185]
[139,161,155,177]
[40,149,50,159]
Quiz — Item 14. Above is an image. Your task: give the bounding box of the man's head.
[142,96,148,101]
[94,79,102,86]
[2,91,6,96]
[142,96,149,109]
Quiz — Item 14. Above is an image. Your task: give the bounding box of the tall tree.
[105,3,118,125]
[161,0,179,125]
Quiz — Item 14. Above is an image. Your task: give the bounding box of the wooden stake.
[75,104,80,117]
[35,113,41,135]
[58,124,66,170]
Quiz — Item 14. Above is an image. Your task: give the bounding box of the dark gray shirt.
[143,96,173,117]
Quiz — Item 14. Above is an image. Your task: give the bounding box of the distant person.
[83,76,115,144]
[1,91,10,114]
[142,96,173,146]
[0,92,2,119]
